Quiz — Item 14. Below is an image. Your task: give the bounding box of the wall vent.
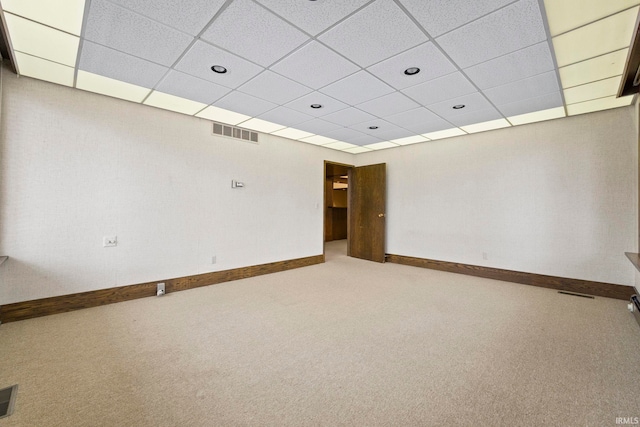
[212,122,259,144]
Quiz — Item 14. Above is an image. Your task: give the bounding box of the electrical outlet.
[212,255,216,264]
[157,283,165,296]
[103,236,117,247]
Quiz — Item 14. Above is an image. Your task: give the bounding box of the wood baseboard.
[0,254,324,323]
[386,254,634,300]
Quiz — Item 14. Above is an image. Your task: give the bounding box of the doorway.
[323,161,387,263]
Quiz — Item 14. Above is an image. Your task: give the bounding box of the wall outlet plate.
[157,283,165,296]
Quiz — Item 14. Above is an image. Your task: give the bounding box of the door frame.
[323,160,354,260]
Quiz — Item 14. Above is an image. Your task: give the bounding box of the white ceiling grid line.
[1,0,637,153]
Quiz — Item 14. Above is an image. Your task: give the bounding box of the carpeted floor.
[1,240,639,426]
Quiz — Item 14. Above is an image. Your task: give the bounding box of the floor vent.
[558,291,595,299]
[212,122,259,144]
[0,385,18,419]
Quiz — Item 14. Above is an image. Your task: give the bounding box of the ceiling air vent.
[212,122,259,144]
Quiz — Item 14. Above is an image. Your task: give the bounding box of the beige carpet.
[1,240,639,426]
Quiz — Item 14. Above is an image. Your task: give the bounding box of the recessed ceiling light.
[404,67,420,75]
[211,65,227,74]
[310,104,323,109]
[452,104,465,109]
[368,126,379,129]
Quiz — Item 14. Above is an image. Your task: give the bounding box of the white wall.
[357,107,638,287]
[0,72,352,304]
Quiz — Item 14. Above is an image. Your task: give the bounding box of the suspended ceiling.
[0,0,638,153]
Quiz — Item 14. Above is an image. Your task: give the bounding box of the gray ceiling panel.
[201,0,309,67]
[320,71,394,105]
[484,71,560,106]
[271,42,360,90]
[351,135,385,146]
[319,0,428,67]
[324,127,373,143]
[256,0,371,36]
[385,107,453,134]
[84,0,193,67]
[402,72,477,106]
[498,91,564,117]
[157,70,230,105]
[107,0,227,36]
[464,41,556,90]
[436,0,547,68]
[258,106,314,127]
[357,92,420,117]
[285,92,349,117]
[354,120,416,140]
[398,0,515,37]
[427,92,497,120]
[366,42,457,90]
[321,108,377,127]
[214,91,277,117]
[294,118,342,135]
[174,41,264,89]
[238,72,312,105]
[447,107,504,127]
[79,41,168,88]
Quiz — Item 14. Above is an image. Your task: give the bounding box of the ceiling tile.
[13,51,74,87]
[464,42,555,90]
[398,0,514,37]
[428,93,503,126]
[367,42,456,89]
[563,76,621,104]
[323,127,371,142]
[324,141,359,150]
[79,41,168,89]
[319,0,428,67]
[270,41,359,89]
[174,41,264,89]
[107,0,227,36]
[357,92,420,117]
[321,108,376,127]
[320,71,394,105]
[76,70,151,102]
[238,118,286,133]
[144,91,207,115]
[1,0,85,35]
[352,120,415,141]
[559,49,628,88]
[195,106,251,125]
[214,91,277,117]
[294,118,342,135]
[385,107,453,134]
[436,0,547,68]
[285,92,349,117]
[566,95,635,115]
[238,71,312,105]
[402,72,477,106]
[422,127,467,140]
[4,13,79,67]
[544,0,640,36]
[496,91,563,117]
[299,135,337,145]
[271,128,314,140]
[258,107,314,127]
[256,0,370,36]
[157,70,230,105]
[201,0,309,67]
[460,118,511,133]
[364,141,400,150]
[84,0,193,67]
[391,135,429,145]
[507,106,566,125]
[552,7,639,67]
[366,42,457,90]
[483,71,560,105]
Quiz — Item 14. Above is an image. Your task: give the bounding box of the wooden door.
[348,163,386,262]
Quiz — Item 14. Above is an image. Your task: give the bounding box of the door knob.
[378,213,385,218]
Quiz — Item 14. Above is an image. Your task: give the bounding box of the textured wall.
[357,107,638,287]
[0,72,352,304]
